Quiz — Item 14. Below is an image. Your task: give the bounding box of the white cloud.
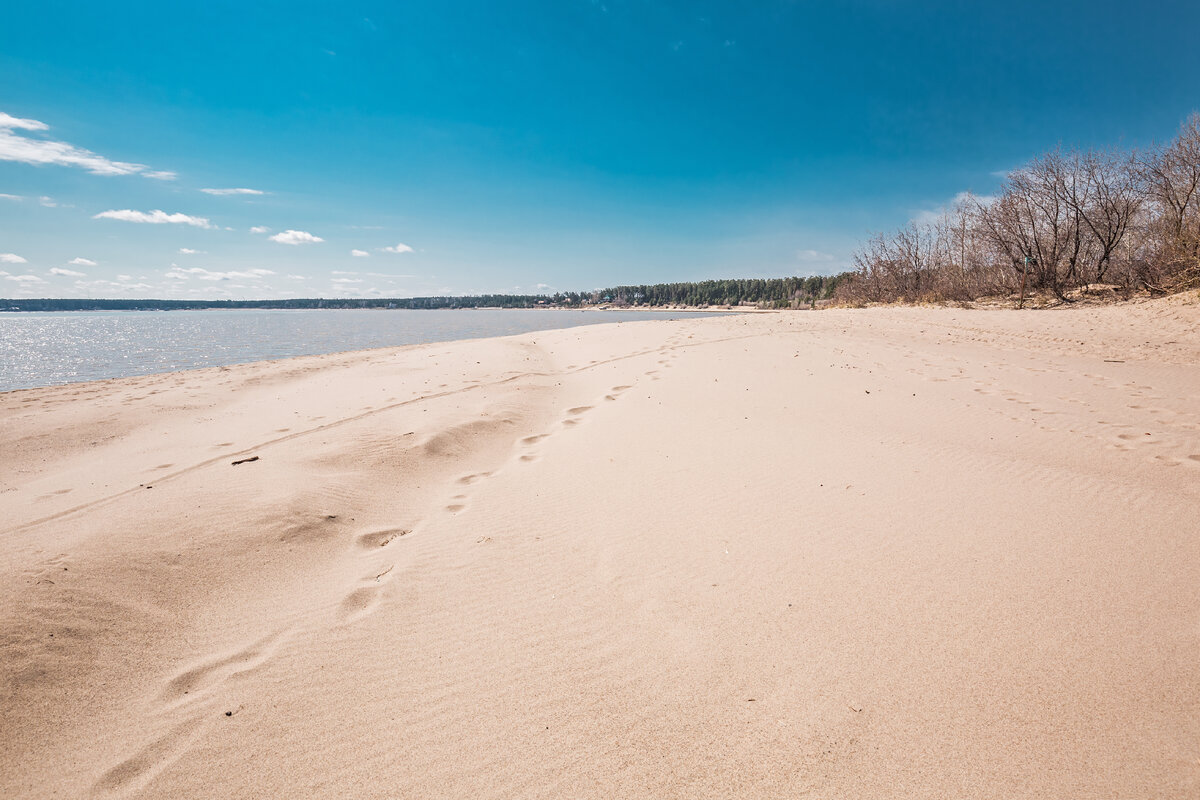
[351,249,369,257]
[286,274,305,280]
[380,242,413,254]
[249,225,270,234]
[331,277,363,284]
[0,192,23,201]
[0,112,48,131]
[38,196,57,207]
[143,171,177,181]
[201,187,264,195]
[365,272,413,279]
[164,266,276,282]
[332,270,357,275]
[911,192,997,226]
[4,273,44,282]
[51,267,86,277]
[0,252,27,263]
[269,229,323,245]
[0,110,173,178]
[178,248,200,254]
[94,209,213,228]
[68,257,97,266]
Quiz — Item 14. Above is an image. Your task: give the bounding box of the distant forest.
[2,275,847,312]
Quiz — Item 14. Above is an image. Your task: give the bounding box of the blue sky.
[2,0,1199,299]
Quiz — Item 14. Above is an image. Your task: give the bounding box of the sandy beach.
[2,298,1199,798]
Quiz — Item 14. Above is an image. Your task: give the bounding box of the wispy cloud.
[911,191,996,225]
[249,225,270,234]
[331,277,363,284]
[351,249,369,257]
[201,187,265,196]
[38,195,57,207]
[0,192,23,201]
[178,248,203,254]
[269,229,323,245]
[380,242,413,254]
[0,110,174,179]
[51,267,86,276]
[164,266,275,281]
[3,272,44,283]
[0,252,27,263]
[94,209,213,228]
[796,249,836,263]
[68,257,97,266]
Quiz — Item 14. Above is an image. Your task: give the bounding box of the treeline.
[836,114,1200,304]
[3,275,846,312]
[3,295,553,312]
[566,275,845,308]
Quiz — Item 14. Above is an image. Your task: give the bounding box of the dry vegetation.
[835,114,1200,305]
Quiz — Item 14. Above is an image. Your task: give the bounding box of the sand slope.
[2,298,1199,798]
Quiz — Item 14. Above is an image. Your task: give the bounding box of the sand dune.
[2,297,1199,798]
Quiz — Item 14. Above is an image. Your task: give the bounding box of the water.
[0,308,723,392]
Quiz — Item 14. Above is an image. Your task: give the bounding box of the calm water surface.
[0,308,722,392]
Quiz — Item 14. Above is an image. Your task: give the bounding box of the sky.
[2,0,1200,300]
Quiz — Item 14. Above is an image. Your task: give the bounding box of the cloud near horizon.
[269,229,323,245]
[94,209,214,228]
[50,267,87,276]
[1,252,28,263]
[351,249,369,257]
[0,111,175,179]
[201,187,265,196]
[68,257,97,266]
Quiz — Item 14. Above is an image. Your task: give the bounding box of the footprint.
[519,454,539,463]
[521,434,549,445]
[566,406,593,415]
[357,529,408,549]
[160,631,286,704]
[445,504,466,513]
[339,586,382,622]
[93,718,206,795]
[339,565,395,623]
[611,385,632,392]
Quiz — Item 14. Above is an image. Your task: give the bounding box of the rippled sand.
[2,296,1198,798]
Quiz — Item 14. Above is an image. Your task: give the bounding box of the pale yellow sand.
[2,297,1199,798]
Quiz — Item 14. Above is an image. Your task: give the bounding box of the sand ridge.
[1,299,1198,797]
